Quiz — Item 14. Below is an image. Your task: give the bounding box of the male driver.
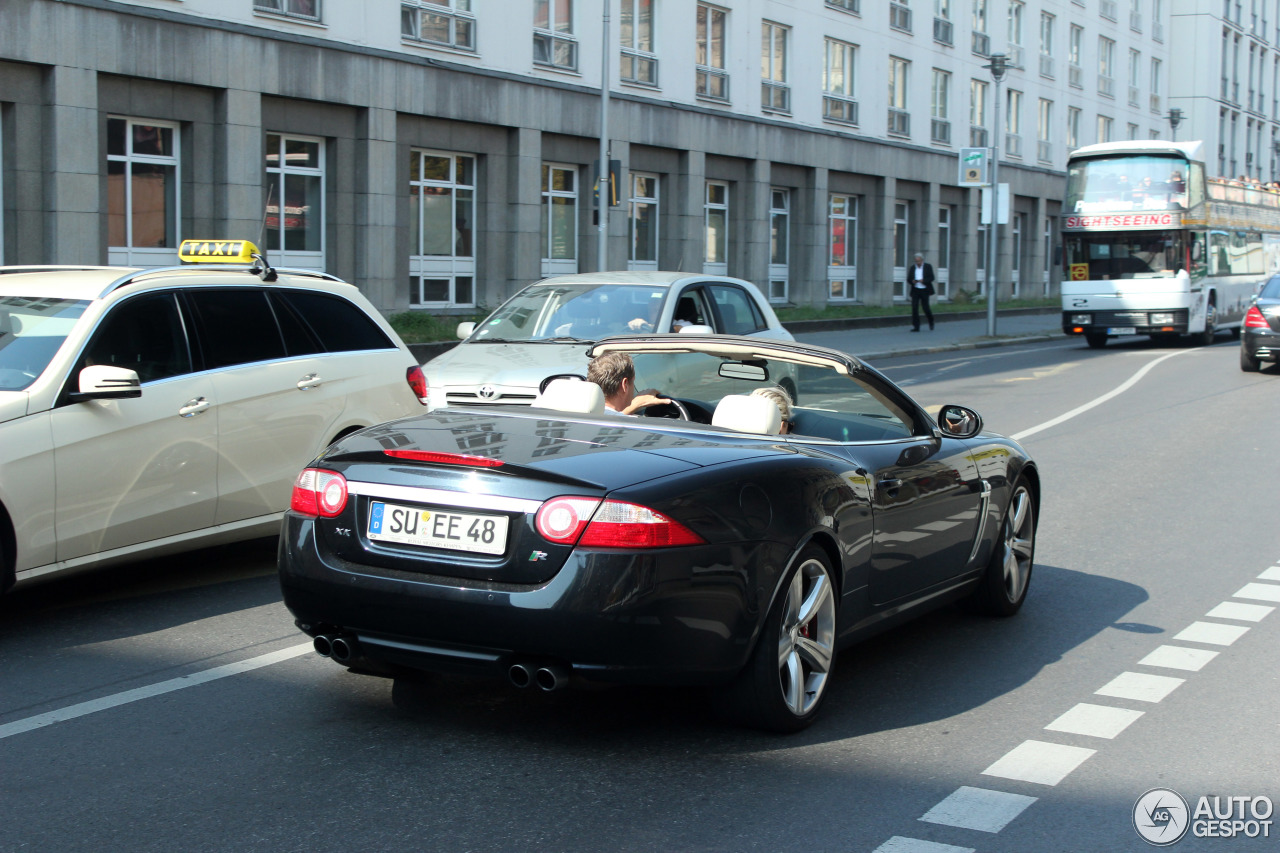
[909,252,936,332]
[587,351,671,415]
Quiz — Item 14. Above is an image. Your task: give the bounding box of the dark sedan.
[279,335,1040,731]
[1241,275,1280,372]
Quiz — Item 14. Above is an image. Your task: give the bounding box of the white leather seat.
[532,378,606,414]
[711,394,783,435]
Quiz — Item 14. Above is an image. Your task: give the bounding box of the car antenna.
[253,185,278,282]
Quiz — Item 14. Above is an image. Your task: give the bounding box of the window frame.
[402,0,476,52]
[541,163,579,277]
[696,3,730,102]
[704,180,730,275]
[408,149,478,308]
[761,20,791,113]
[828,194,859,301]
[628,172,660,271]
[106,116,182,266]
[254,0,321,23]
[534,0,578,72]
[263,132,326,271]
[620,0,658,86]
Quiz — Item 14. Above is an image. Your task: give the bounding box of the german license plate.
[367,501,508,555]
[1109,326,1137,335]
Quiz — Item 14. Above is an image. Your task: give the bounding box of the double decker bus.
[1061,140,1280,348]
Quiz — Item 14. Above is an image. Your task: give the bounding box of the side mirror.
[937,403,983,439]
[456,321,477,340]
[72,365,141,401]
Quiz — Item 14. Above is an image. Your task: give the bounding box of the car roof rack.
[97,265,346,298]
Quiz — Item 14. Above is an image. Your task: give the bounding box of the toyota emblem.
[478,384,497,400]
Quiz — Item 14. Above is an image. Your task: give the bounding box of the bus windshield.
[1065,154,1190,214]
[1066,230,1184,280]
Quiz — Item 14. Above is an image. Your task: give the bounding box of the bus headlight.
[1071,313,1092,325]
[1149,312,1176,325]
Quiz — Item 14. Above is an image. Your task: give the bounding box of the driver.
[587,352,672,416]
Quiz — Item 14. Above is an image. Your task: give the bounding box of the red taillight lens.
[290,468,348,518]
[383,449,504,467]
[407,365,429,405]
[1245,305,1270,329]
[535,496,706,548]
[535,497,601,544]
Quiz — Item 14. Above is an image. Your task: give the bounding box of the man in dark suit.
[909,253,936,332]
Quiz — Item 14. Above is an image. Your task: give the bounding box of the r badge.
[529,550,548,562]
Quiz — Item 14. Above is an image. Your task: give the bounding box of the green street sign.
[959,147,989,186]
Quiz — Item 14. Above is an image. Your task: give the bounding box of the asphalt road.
[2,333,1277,853]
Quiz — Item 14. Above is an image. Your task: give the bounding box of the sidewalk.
[408,309,1067,364]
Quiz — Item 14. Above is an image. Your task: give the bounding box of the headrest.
[533,378,605,415]
[712,394,783,435]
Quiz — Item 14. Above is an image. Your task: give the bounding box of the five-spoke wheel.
[967,477,1036,617]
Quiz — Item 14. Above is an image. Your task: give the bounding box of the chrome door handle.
[178,397,211,418]
[878,478,903,491]
[297,373,323,390]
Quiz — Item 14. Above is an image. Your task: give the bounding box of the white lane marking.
[1137,645,1219,672]
[1206,601,1274,622]
[1232,582,1280,603]
[1173,621,1250,646]
[1044,703,1144,739]
[873,837,976,853]
[1258,567,1280,581]
[1095,671,1186,703]
[0,642,314,741]
[1010,349,1191,441]
[919,786,1038,833]
[982,741,1097,786]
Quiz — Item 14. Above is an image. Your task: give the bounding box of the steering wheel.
[644,397,690,420]
[538,373,589,394]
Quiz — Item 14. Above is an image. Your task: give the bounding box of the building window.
[696,4,729,101]
[823,38,859,124]
[1038,98,1054,162]
[1010,212,1024,297]
[534,0,577,71]
[107,117,180,265]
[761,21,790,112]
[541,164,577,276]
[254,0,320,21]
[1129,48,1142,106]
[264,133,324,269]
[1042,216,1053,295]
[970,79,989,147]
[1007,0,1025,67]
[1151,57,1162,113]
[828,194,859,300]
[1153,0,1164,40]
[620,0,657,85]
[937,206,952,298]
[932,69,951,144]
[704,181,729,275]
[827,0,860,12]
[1068,106,1081,150]
[769,188,790,302]
[402,0,475,51]
[891,0,913,32]
[628,173,659,270]
[1097,114,1114,143]
[1099,36,1116,97]
[888,57,910,136]
[972,0,990,55]
[408,150,476,307]
[892,201,911,300]
[1068,24,1083,88]
[1039,12,1055,78]
[1006,88,1023,156]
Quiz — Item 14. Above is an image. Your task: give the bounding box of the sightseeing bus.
[1060,140,1280,348]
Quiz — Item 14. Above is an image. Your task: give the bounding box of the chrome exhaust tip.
[535,664,568,692]
[330,635,356,664]
[313,635,334,658]
[508,662,535,689]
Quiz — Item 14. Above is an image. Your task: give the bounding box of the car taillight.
[383,449,504,468]
[535,496,705,548]
[290,468,348,518]
[1245,305,1270,329]
[407,365,429,405]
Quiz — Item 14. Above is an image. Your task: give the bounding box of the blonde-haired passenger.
[751,385,794,434]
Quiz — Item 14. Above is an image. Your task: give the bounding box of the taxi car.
[421,272,793,409]
[0,241,427,594]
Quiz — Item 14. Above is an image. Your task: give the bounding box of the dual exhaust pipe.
[508,661,569,692]
[313,633,357,664]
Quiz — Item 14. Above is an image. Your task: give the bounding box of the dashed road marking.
[1206,600,1274,622]
[1094,671,1185,703]
[1137,644,1219,671]
[981,740,1097,786]
[919,787,1038,833]
[1044,702,1144,739]
[1172,621,1250,646]
[1258,566,1280,581]
[872,837,976,853]
[1233,582,1280,602]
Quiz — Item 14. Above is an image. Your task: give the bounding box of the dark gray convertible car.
[279,335,1040,731]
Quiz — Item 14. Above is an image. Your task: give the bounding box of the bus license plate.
[1109,326,1137,335]
[367,501,508,555]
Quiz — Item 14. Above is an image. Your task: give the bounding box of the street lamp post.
[1167,107,1183,142]
[597,5,611,271]
[984,53,1009,338]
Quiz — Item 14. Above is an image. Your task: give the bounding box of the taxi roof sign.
[178,240,261,264]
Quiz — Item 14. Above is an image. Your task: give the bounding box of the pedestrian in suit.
[909,253,936,331]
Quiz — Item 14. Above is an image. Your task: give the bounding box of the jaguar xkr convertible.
[278,335,1040,731]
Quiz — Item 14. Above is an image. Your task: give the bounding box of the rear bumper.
[278,513,776,686]
[1243,328,1280,362]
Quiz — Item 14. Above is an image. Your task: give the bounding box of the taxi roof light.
[178,239,277,282]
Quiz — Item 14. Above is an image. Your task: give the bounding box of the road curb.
[853,331,1069,362]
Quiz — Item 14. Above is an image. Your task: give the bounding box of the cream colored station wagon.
[0,241,427,593]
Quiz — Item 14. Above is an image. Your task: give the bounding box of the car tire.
[1085,332,1108,349]
[1241,343,1262,372]
[965,477,1036,617]
[727,544,838,733]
